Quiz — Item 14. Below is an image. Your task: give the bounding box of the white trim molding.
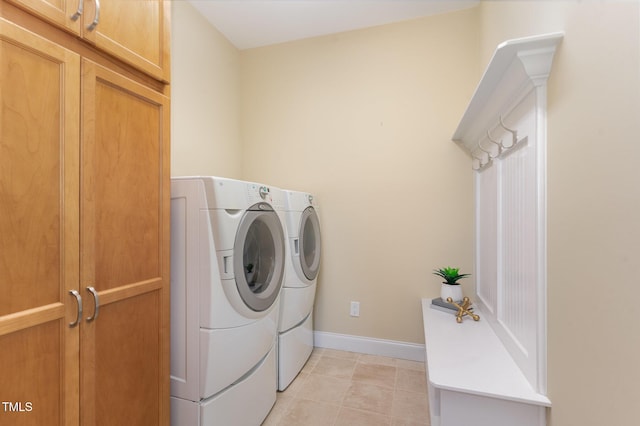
[451,33,563,401]
[314,331,425,362]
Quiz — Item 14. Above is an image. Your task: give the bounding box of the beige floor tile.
[301,350,323,373]
[263,349,432,426]
[352,363,397,389]
[275,392,296,410]
[391,389,429,423]
[297,374,351,404]
[281,371,309,397]
[261,413,281,426]
[343,382,394,415]
[395,359,426,372]
[311,356,356,379]
[278,399,340,426]
[395,368,427,394]
[391,417,430,426]
[357,354,398,367]
[262,393,294,426]
[322,348,360,360]
[335,407,392,426]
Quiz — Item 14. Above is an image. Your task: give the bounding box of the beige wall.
[480,2,640,425]
[171,1,242,178]
[240,8,479,344]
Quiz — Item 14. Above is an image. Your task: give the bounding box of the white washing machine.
[278,190,322,390]
[169,176,287,426]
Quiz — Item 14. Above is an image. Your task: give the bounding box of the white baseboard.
[313,331,425,362]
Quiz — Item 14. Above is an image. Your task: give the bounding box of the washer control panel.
[247,182,286,210]
[247,183,269,203]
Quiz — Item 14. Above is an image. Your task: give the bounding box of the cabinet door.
[4,0,82,34]
[80,59,170,426]
[0,18,80,426]
[82,0,170,82]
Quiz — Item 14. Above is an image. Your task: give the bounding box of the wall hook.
[486,130,503,153]
[499,115,517,148]
[475,142,491,168]
[471,151,483,170]
[478,138,498,159]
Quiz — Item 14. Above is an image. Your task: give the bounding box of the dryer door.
[299,206,321,281]
[233,203,285,311]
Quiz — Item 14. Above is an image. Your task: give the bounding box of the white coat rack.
[452,33,563,170]
[450,32,563,412]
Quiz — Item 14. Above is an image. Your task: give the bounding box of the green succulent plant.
[433,267,470,285]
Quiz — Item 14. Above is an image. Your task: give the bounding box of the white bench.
[421,299,551,426]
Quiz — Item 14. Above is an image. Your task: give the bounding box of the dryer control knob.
[259,186,270,200]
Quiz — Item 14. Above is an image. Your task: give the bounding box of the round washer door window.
[299,206,321,281]
[233,203,285,312]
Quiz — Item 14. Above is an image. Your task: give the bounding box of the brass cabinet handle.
[70,0,83,21]
[86,286,99,322]
[69,290,83,328]
[87,0,100,31]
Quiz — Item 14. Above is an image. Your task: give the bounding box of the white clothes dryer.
[169,176,287,426]
[278,190,321,390]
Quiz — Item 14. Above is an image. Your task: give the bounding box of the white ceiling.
[188,0,480,50]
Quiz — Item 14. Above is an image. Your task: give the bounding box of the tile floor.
[262,348,430,425]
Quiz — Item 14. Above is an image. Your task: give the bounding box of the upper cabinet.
[82,0,170,82]
[5,0,170,81]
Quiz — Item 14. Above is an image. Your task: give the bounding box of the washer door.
[299,206,321,281]
[233,203,285,312]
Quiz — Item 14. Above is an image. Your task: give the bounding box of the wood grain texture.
[81,59,170,426]
[5,0,169,81]
[0,18,80,426]
[4,0,81,34]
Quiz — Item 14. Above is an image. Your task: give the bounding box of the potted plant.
[433,267,470,302]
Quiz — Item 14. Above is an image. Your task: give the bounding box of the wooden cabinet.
[4,0,170,81]
[0,18,81,426]
[90,0,169,82]
[0,3,169,425]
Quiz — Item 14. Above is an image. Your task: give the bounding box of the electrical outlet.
[350,301,360,317]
